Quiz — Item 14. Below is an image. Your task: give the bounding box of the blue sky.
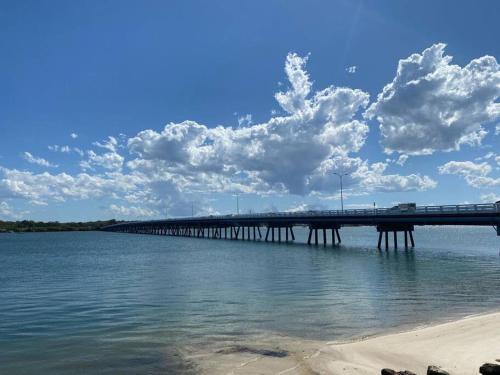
[0,0,499,221]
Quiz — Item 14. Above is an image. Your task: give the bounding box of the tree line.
[0,219,122,233]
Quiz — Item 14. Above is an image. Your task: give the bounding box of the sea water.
[1,227,500,374]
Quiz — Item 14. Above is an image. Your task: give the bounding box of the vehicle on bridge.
[390,203,417,212]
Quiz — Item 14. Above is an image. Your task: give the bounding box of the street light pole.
[333,172,349,213]
[236,194,239,215]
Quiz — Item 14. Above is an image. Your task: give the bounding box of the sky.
[0,0,499,221]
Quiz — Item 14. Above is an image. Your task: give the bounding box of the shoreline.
[193,310,500,374]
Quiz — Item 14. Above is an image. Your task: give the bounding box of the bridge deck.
[101,203,500,249]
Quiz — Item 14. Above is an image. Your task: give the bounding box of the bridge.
[101,203,500,250]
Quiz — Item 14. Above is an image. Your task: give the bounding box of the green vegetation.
[0,219,122,233]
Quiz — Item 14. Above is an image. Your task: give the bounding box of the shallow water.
[1,227,500,374]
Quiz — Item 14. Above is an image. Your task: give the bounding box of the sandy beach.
[195,311,500,374]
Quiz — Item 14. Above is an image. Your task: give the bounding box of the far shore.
[195,311,500,374]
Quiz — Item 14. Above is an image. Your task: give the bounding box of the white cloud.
[48,145,84,156]
[0,201,28,220]
[438,160,491,177]
[346,65,357,74]
[127,53,433,196]
[0,167,133,203]
[0,163,206,217]
[22,152,58,168]
[93,136,118,152]
[237,114,253,127]
[395,154,408,166]
[1,53,440,219]
[365,43,500,155]
[70,133,78,139]
[439,160,500,188]
[480,193,500,203]
[285,202,328,212]
[496,124,500,135]
[81,150,124,171]
[106,204,158,219]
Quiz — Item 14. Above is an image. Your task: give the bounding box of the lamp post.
[333,172,349,213]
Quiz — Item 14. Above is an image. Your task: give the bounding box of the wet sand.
[191,311,500,374]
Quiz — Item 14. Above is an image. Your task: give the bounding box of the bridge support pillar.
[307,225,341,246]
[336,228,341,244]
[377,224,415,250]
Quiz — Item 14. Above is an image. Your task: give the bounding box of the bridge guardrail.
[108,203,499,227]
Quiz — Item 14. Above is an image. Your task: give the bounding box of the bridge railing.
[163,203,500,221]
[103,203,499,228]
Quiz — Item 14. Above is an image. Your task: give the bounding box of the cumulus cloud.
[70,133,78,139]
[366,43,500,155]
[237,114,253,127]
[93,136,118,152]
[127,53,434,197]
[439,160,500,188]
[0,201,22,219]
[22,152,58,168]
[2,53,439,219]
[346,66,357,74]
[395,154,408,166]
[496,124,500,135]
[285,202,328,212]
[481,193,500,203]
[81,150,124,171]
[106,204,158,219]
[0,167,135,203]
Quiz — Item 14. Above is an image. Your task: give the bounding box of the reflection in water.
[0,227,499,374]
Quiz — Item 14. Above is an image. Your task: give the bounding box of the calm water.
[1,227,500,374]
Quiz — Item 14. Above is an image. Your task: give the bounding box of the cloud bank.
[366,43,500,155]
[6,44,498,219]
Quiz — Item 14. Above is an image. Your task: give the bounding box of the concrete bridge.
[101,203,500,250]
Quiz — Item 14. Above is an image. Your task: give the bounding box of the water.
[1,227,500,374]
